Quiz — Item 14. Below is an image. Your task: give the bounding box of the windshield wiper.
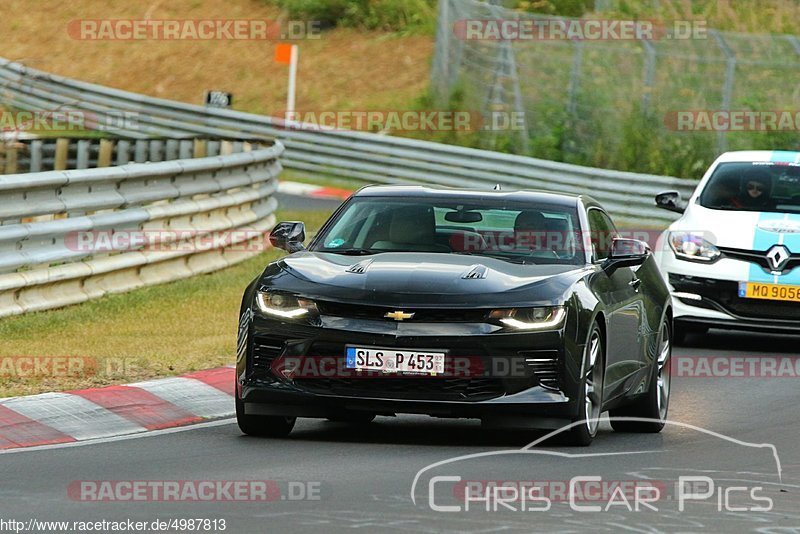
[324,248,377,255]
[452,251,533,264]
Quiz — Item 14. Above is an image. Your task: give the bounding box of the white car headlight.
[255,291,318,319]
[668,232,721,262]
[488,306,566,330]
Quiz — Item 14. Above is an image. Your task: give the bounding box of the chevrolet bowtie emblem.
[385,310,415,321]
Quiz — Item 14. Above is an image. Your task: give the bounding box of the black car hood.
[262,252,590,306]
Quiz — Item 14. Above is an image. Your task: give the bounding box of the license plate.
[345,346,446,375]
[739,281,800,302]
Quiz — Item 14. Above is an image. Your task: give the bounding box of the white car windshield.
[699,162,800,213]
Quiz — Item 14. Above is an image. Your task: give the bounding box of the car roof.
[716,150,800,164]
[351,185,587,208]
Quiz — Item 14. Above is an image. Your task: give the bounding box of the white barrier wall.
[0,137,283,317]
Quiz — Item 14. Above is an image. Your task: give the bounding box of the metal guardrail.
[0,57,696,224]
[0,137,282,317]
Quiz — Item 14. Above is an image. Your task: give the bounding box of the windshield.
[699,161,800,213]
[312,195,584,265]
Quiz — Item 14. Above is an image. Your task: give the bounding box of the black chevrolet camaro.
[236,186,673,445]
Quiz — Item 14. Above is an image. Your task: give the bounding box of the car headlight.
[488,306,566,330]
[668,232,720,262]
[255,291,318,319]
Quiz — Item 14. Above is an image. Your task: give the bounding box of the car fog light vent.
[252,337,284,369]
[521,351,560,390]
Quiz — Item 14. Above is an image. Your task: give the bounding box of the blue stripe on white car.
[769,151,800,164]
[747,153,800,285]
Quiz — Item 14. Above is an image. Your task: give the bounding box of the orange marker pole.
[275,43,299,122]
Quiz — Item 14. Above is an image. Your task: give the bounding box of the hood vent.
[346,259,374,274]
[461,264,488,279]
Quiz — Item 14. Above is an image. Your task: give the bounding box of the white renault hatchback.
[653,150,800,343]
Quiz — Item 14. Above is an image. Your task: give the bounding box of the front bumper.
[237,312,584,427]
[656,246,800,332]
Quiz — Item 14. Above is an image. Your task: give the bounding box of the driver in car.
[513,210,548,250]
[740,173,772,208]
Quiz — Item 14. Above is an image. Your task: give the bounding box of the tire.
[609,319,672,433]
[565,324,605,446]
[235,393,296,438]
[326,413,376,424]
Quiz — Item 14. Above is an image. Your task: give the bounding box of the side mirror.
[269,221,306,253]
[603,238,650,273]
[655,190,685,214]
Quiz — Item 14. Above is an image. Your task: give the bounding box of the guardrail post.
[193,139,207,158]
[4,146,17,173]
[165,139,179,160]
[179,140,193,159]
[116,139,131,165]
[97,139,113,167]
[134,140,148,162]
[54,138,69,170]
[76,140,91,169]
[30,140,43,172]
[149,139,164,162]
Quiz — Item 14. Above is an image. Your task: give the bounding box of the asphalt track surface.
[2,199,799,533]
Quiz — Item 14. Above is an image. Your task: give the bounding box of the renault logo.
[385,310,415,321]
[766,245,791,272]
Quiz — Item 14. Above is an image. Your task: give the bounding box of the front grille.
[294,341,509,401]
[293,375,505,401]
[719,247,800,275]
[316,301,488,322]
[722,296,800,320]
[670,275,800,321]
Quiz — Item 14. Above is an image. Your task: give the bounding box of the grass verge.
[0,209,332,398]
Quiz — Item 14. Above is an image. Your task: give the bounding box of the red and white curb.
[0,366,235,450]
[278,180,353,200]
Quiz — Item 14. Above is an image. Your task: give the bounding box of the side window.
[587,209,617,261]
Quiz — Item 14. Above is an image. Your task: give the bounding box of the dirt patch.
[2,0,433,116]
